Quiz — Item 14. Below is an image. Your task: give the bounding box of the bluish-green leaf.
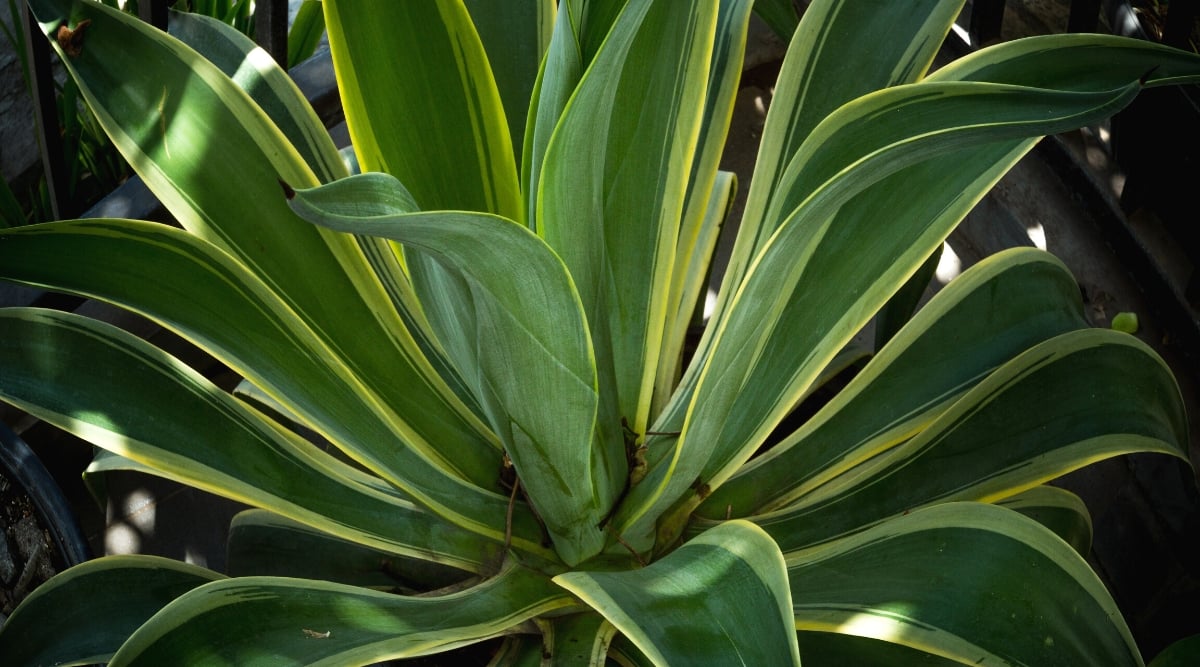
[556,521,801,666]
[698,247,1091,518]
[287,172,612,566]
[786,503,1141,665]
[110,564,574,665]
[0,556,222,667]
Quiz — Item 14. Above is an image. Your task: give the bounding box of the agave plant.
[1,0,1198,664]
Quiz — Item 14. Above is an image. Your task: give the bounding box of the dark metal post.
[1066,0,1102,33]
[255,0,288,67]
[969,0,1006,46]
[140,0,170,31]
[1162,0,1199,49]
[21,1,69,220]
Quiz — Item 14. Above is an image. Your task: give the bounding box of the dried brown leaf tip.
[56,19,91,58]
[302,628,331,639]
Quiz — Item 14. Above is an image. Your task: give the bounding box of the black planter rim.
[0,421,90,568]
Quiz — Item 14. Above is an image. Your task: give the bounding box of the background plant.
[0,0,324,226]
[0,0,1198,664]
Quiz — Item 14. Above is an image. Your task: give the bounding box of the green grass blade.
[786,502,1142,666]
[556,521,801,666]
[110,564,573,666]
[0,556,222,667]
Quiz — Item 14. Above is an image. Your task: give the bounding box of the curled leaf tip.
[278,179,296,200]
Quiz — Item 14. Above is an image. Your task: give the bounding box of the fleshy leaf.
[787,503,1142,665]
[286,172,612,566]
[0,556,222,667]
[110,564,573,665]
[555,520,801,666]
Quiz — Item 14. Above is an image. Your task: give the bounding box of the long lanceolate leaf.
[655,0,753,412]
[0,308,552,569]
[164,9,346,183]
[286,173,612,566]
[709,0,964,338]
[0,220,549,557]
[463,0,554,165]
[787,503,1143,666]
[521,0,625,228]
[732,328,1187,554]
[323,0,520,220]
[618,77,1147,546]
[555,521,801,666]
[26,0,499,490]
[697,248,1091,518]
[0,556,222,667]
[539,0,717,438]
[109,564,575,666]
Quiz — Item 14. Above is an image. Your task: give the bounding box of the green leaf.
[544,612,617,665]
[110,564,574,665]
[555,521,801,666]
[656,169,736,407]
[744,328,1187,553]
[623,78,1147,545]
[797,631,965,666]
[751,0,800,41]
[286,0,326,68]
[539,0,719,436]
[165,8,344,183]
[1149,634,1200,667]
[874,244,942,350]
[323,0,520,219]
[286,172,612,566]
[464,0,554,165]
[716,0,963,327]
[27,0,496,488]
[654,0,753,412]
[0,556,223,667]
[0,219,533,544]
[996,485,1093,556]
[226,509,470,592]
[786,502,1141,666]
[491,635,549,666]
[0,308,551,570]
[931,32,1200,90]
[698,247,1091,518]
[522,0,626,227]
